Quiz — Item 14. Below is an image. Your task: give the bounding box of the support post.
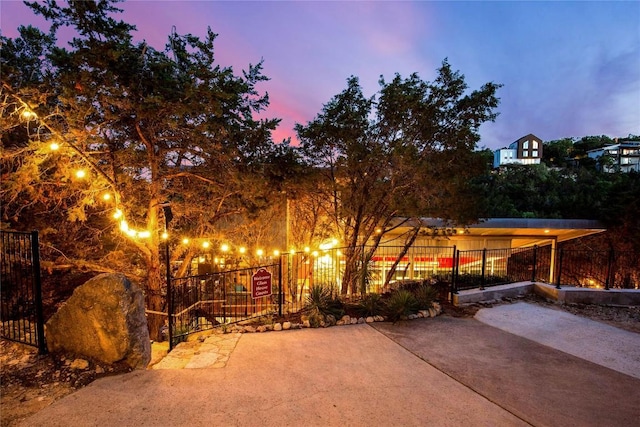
[166,239,173,350]
[555,249,563,289]
[279,255,283,317]
[480,248,487,290]
[31,231,47,355]
[605,248,614,290]
[531,245,538,282]
[451,246,457,300]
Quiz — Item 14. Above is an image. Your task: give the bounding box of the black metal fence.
[453,245,552,291]
[169,263,282,347]
[554,249,638,289]
[452,245,638,291]
[0,231,46,353]
[168,244,638,346]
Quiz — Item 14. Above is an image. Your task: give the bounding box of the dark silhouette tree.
[296,62,501,293]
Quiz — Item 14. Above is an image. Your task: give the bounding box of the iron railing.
[167,244,638,346]
[0,230,46,353]
[169,263,282,347]
[554,249,638,289]
[453,245,552,292]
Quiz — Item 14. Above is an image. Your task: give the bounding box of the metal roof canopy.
[391,218,606,248]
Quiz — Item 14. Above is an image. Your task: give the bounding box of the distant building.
[587,140,640,173]
[493,134,543,168]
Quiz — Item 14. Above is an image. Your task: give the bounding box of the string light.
[13,95,350,250]
[5,88,159,242]
[20,110,37,121]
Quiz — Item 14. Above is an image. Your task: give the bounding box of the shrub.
[385,289,419,322]
[414,284,438,310]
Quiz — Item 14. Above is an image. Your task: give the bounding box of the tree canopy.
[1,0,293,338]
[295,63,502,292]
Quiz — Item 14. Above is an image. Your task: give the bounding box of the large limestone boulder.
[45,273,151,369]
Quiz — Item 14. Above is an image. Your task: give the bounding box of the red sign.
[251,268,272,299]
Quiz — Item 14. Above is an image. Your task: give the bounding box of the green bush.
[385,289,419,322]
[414,284,438,310]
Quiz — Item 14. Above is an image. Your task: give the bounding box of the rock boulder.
[45,273,150,369]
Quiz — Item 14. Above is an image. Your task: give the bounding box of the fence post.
[531,245,538,282]
[165,239,174,350]
[555,249,563,289]
[31,231,47,355]
[279,256,283,317]
[480,248,487,290]
[605,248,614,290]
[451,246,457,301]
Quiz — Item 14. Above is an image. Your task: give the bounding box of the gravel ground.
[1,296,638,426]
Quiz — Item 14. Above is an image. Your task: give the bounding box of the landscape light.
[161,232,169,240]
[49,142,60,151]
[256,249,264,257]
[75,169,86,179]
[182,238,189,245]
[102,193,111,201]
[221,243,230,252]
[239,247,246,254]
[273,250,280,256]
[138,231,151,238]
[202,241,210,249]
[113,209,123,219]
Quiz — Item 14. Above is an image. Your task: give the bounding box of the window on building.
[523,140,529,149]
[532,150,538,157]
[533,141,539,149]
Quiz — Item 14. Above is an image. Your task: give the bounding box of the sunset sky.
[2,0,639,149]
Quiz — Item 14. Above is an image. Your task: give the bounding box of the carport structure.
[382,217,606,283]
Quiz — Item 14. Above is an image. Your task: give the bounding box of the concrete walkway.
[20,303,640,427]
[474,302,640,379]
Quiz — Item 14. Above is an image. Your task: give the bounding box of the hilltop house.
[493,134,543,168]
[587,140,640,173]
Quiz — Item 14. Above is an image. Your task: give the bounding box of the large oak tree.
[1,0,291,339]
[295,63,502,293]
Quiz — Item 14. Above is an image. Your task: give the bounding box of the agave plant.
[305,283,345,319]
[385,289,419,322]
[357,293,384,317]
[414,284,438,310]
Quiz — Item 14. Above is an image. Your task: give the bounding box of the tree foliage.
[295,62,502,293]
[1,0,292,339]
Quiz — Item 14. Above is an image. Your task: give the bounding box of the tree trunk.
[145,250,164,342]
[383,225,421,288]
